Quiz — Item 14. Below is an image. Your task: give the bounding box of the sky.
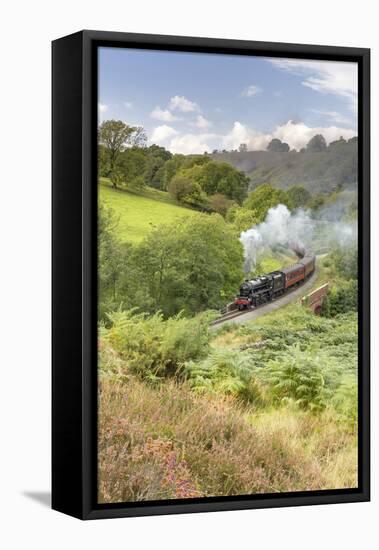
[98,47,358,154]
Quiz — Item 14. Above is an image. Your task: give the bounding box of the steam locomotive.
[235,253,316,310]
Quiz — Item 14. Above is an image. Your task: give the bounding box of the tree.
[160,154,186,190]
[329,136,347,148]
[322,280,357,317]
[168,175,205,207]
[98,144,111,177]
[119,147,148,185]
[243,184,293,222]
[146,144,172,162]
[227,206,260,232]
[98,205,133,319]
[287,185,311,208]
[209,194,234,217]
[98,120,147,187]
[267,138,290,152]
[307,193,326,211]
[129,214,244,316]
[306,134,327,152]
[330,244,358,280]
[141,145,173,190]
[182,154,211,169]
[144,156,166,189]
[195,161,249,204]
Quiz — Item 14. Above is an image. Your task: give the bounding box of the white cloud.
[222,122,258,150]
[242,84,262,97]
[150,125,178,144]
[124,101,133,109]
[194,115,212,129]
[223,120,355,152]
[169,95,200,113]
[150,119,356,155]
[268,58,358,112]
[222,122,271,151]
[271,120,356,150]
[169,134,214,155]
[150,106,179,122]
[309,109,352,126]
[98,103,108,113]
[150,127,216,154]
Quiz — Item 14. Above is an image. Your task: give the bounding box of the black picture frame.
[52,30,370,520]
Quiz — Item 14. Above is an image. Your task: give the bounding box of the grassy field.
[99,178,196,243]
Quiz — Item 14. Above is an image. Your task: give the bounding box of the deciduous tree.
[98,120,147,187]
[130,214,244,316]
[306,134,327,152]
[243,183,293,222]
[287,185,311,208]
[267,138,290,152]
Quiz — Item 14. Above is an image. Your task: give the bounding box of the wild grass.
[99,179,195,243]
[98,373,357,504]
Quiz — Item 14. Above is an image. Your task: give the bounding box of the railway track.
[211,267,318,328]
[211,309,247,326]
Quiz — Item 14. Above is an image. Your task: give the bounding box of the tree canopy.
[193,161,249,204]
[243,183,293,222]
[133,214,244,316]
[306,134,327,152]
[98,120,147,187]
[287,184,312,209]
[267,138,290,152]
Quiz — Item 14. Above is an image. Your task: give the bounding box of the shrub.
[322,280,358,317]
[209,193,234,217]
[330,245,358,280]
[261,345,326,411]
[128,175,145,190]
[102,309,211,381]
[168,174,195,201]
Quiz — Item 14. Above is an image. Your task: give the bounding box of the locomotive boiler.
[235,252,316,310]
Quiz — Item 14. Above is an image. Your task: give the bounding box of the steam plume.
[240,203,357,273]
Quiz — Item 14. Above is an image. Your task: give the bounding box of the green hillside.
[99,179,196,243]
[212,139,358,194]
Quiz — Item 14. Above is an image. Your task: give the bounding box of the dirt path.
[212,268,319,328]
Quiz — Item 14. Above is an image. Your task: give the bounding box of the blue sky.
[99,47,358,154]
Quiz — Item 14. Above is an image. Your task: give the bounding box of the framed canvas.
[52,30,370,520]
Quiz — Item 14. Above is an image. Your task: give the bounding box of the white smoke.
[240,204,357,273]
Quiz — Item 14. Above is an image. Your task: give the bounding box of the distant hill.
[212,140,358,194]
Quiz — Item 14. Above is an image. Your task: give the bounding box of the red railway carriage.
[282,263,305,289]
[299,254,316,278]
